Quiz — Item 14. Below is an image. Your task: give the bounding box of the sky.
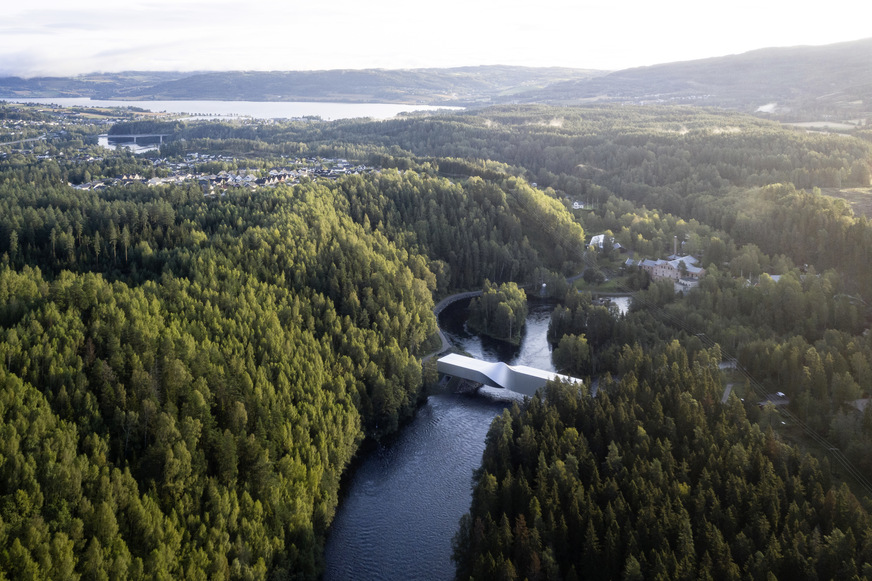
[1,0,870,77]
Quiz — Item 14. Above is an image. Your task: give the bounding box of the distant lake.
[5,98,463,121]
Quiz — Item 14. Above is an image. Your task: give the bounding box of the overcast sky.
[2,0,869,77]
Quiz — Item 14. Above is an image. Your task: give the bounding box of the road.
[423,290,483,360]
[0,135,46,147]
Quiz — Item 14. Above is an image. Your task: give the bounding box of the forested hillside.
[170,104,872,293]
[454,345,872,580]
[0,66,602,105]
[0,104,589,579]
[467,281,529,345]
[512,37,872,120]
[0,179,437,578]
[293,106,872,286]
[3,100,872,579]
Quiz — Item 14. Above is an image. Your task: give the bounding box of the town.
[1,102,379,194]
[71,153,377,194]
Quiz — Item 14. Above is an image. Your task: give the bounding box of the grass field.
[822,187,872,219]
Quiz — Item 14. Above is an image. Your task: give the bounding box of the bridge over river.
[437,353,582,397]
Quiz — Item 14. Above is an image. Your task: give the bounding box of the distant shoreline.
[4,97,463,121]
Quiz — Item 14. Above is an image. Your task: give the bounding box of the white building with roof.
[589,233,622,252]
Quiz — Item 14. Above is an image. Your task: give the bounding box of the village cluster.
[2,103,374,194]
[70,152,376,193]
[588,231,706,290]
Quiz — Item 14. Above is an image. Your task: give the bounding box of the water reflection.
[97,135,160,153]
[13,97,462,121]
[323,393,509,580]
[438,299,557,371]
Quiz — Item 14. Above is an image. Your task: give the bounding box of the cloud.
[0,0,870,76]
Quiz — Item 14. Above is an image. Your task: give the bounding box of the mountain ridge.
[0,66,606,106]
[510,37,872,120]
[2,38,870,120]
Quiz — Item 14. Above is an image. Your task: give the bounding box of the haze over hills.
[511,37,872,121]
[1,38,870,120]
[0,67,606,106]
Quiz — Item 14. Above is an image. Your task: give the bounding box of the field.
[823,186,872,218]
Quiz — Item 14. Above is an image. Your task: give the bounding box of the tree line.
[467,281,528,345]
[0,134,590,578]
[454,343,871,580]
[5,101,872,579]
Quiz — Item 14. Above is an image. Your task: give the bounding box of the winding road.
[425,290,482,359]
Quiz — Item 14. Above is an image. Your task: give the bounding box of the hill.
[0,67,605,106]
[3,39,870,120]
[511,37,872,121]
[0,71,189,99]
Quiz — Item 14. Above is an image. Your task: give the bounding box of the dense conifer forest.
[454,348,872,580]
[1,101,872,579]
[467,281,528,345]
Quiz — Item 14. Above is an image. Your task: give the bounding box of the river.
[323,300,556,580]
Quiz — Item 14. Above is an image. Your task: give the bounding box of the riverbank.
[324,287,632,578]
[424,290,483,360]
[324,297,558,580]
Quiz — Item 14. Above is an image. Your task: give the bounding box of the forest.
[467,281,528,345]
[2,100,872,579]
[453,346,872,580]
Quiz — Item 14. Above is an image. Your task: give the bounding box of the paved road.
[0,135,46,147]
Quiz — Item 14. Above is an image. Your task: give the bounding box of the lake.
[6,97,462,121]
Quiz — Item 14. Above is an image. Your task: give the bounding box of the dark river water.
[322,300,557,580]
